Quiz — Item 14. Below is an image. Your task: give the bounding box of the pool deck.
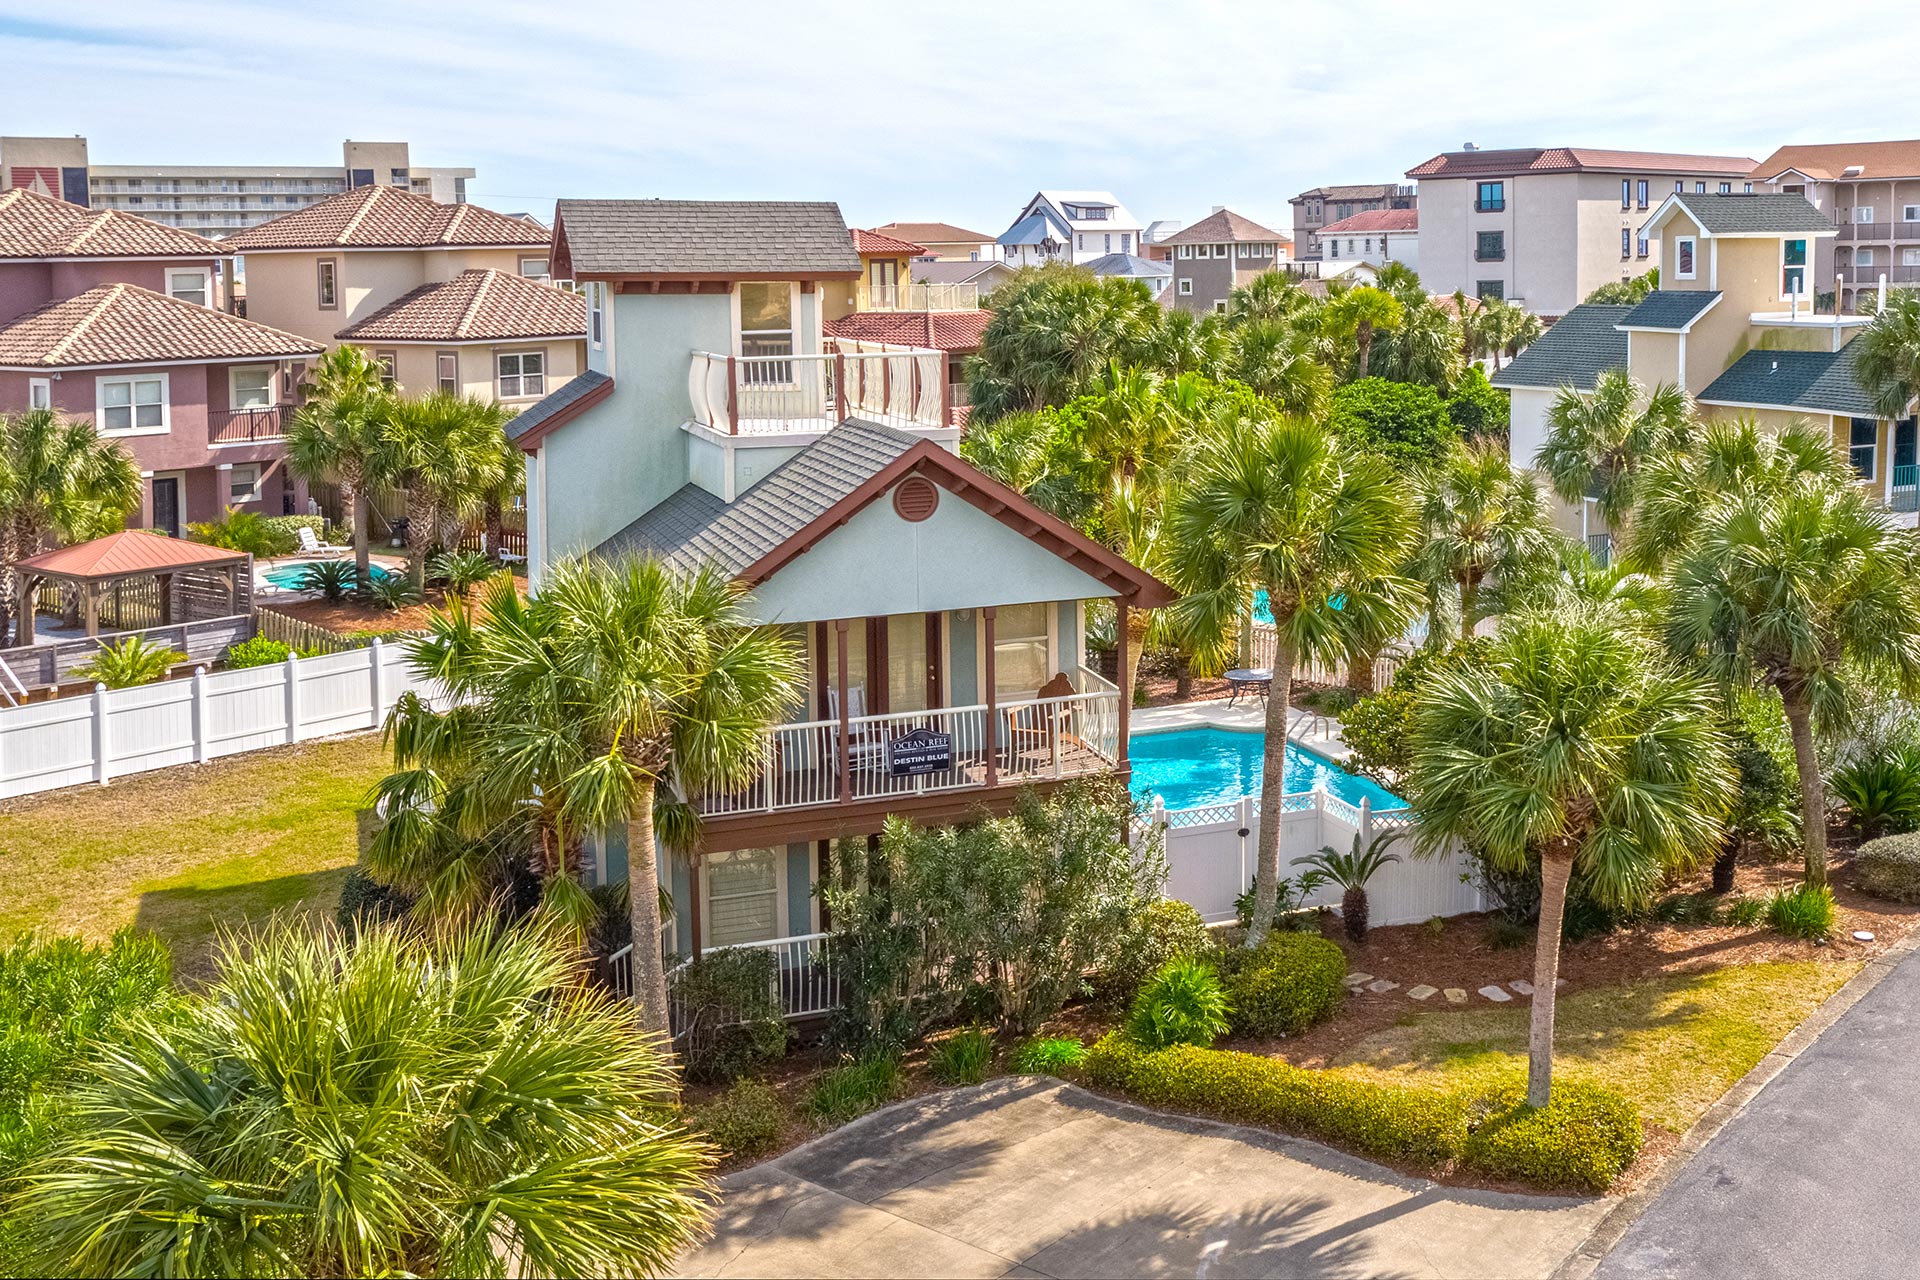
[1132,697,1350,761]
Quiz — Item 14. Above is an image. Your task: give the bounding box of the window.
[1621,228,1632,258]
[97,375,166,432]
[1675,236,1696,279]
[1103,233,1111,252]
[991,602,1052,698]
[166,269,209,306]
[1637,179,1649,209]
[518,256,550,281]
[1475,181,1504,212]
[1076,233,1084,251]
[1904,248,1920,267]
[227,462,262,504]
[588,281,604,348]
[375,352,396,388]
[1475,280,1504,301]
[316,258,338,309]
[1177,277,1193,296]
[497,351,546,398]
[1121,232,1132,253]
[1719,182,1732,194]
[1782,238,1808,297]
[1858,248,1876,267]
[1675,180,1684,193]
[1622,179,1632,209]
[27,378,50,410]
[1694,182,1707,194]
[1365,238,1374,254]
[703,848,780,948]
[229,366,274,409]
[1214,300,1229,314]
[436,352,459,393]
[1476,230,1504,261]
[1744,182,1754,193]
[1855,206,1876,224]
[1637,235,1650,258]
[1177,244,1192,259]
[1851,418,1878,480]
[1905,205,1920,223]
[739,281,793,376]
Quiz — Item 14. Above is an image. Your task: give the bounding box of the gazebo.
[12,531,252,639]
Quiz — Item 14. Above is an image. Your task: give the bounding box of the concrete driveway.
[675,1077,1608,1279]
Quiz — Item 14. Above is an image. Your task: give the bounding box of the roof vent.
[1771,359,1779,372]
[1843,165,1864,177]
[893,476,940,523]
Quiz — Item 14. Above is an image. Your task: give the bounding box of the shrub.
[335,868,412,934]
[299,559,361,602]
[1233,875,1319,935]
[1102,898,1213,999]
[674,947,788,1084]
[1856,832,1920,904]
[368,573,422,612]
[1653,892,1717,925]
[929,1027,994,1085]
[1832,748,1920,836]
[430,548,498,595]
[224,635,294,669]
[1220,932,1345,1038]
[259,514,326,546]
[1766,882,1836,939]
[803,1056,903,1127]
[1461,1083,1643,1193]
[188,507,295,557]
[1011,1036,1087,1075]
[1328,377,1457,470]
[688,1080,785,1162]
[1445,365,1509,438]
[1720,896,1766,926]
[1126,957,1232,1049]
[1486,917,1531,949]
[70,634,185,689]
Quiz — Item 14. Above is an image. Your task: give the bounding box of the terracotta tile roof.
[335,269,586,343]
[1407,147,1755,180]
[1162,208,1288,245]
[1291,183,1408,203]
[851,228,927,256]
[0,187,227,260]
[0,284,323,369]
[873,221,993,244]
[15,529,246,579]
[223,185,550,252]
[553,200,861,278]
[1317,209,1419,235]
[1751,140,1920,183]
[823,309,992,352]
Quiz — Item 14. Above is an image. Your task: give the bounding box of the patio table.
[1224,667,1272,708]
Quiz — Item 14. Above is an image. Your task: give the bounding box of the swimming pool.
[260,560,392,590]
[1130,727,1405,812]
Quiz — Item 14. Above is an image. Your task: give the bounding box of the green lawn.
[1334,961,1857,1132]
[0,736,390,982]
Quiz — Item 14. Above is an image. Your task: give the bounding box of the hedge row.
[1085,1032,1641,1192]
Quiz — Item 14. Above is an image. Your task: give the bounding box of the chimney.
[1462,142,1479,152]
[1211,205,1226,215]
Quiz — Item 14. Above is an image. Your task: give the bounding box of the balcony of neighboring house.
[688,337,956,438]
[855,281,980,311]
[1840,222,1920,242]
[207,405,289,445]
[1841,263,1920,286]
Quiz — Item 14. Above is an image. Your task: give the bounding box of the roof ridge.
[439,203,468,245]
[453,269,495,339]
[335,186,384,243]
[48,284,125,363]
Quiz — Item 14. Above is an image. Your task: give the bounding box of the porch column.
[156,573,174,627]
[1116,598,1132,778]
[983,606,998,786]
[82,582,100,638]
[835,618,852,802]
[686,851,703,959]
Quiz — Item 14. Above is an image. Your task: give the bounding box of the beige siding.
[238,246,538,348]
[380,340,586,405]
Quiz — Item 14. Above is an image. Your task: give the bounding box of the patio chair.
[294,525,348,556]
[1006,672,1080,770]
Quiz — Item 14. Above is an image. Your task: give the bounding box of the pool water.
[1130,727,1405,811]
[261,560,392,590]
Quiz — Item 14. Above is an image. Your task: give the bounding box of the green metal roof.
[1617,290,1721,331]
[1697,343,1879,417]
[1489,304,1632,391]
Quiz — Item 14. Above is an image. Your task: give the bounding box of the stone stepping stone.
[1344,972,1373,987]
[1407,984,1438,1001]
[1478,985,1513,1002]
[1366,978,1400,993]
[1443,988,1469,1004]
[1510,980,1534,995]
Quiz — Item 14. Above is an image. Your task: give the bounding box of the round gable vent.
[893,476,940,522]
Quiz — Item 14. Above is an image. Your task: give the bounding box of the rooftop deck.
[688,337,953,435]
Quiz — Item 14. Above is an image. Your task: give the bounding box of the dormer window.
[1674,236,1696,279]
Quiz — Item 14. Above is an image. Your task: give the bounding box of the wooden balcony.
[688,338,953,435]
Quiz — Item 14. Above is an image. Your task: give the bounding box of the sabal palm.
[1226,270,1310,326]
[1478,299,1543,370]
[1142,307,1226,378]
[0,408,141,644]
[1668,480,1920,886]
[1169,413,1419,945]
[384,392,512,589]
[1406,611,1732,1106]
[19,919,714,1278]
[1414,441,1559,639]
[1323,285,1404,379]
[1227,319,1334,416]
[1371,294,1463,393]
[1535,369,1691,533]
[1852,287,1920,419]
[285,345,394,595]
[970,269,1161,417]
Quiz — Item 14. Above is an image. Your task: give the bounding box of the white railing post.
[284,653,301,744]
[192,665,210,764]
[1237,795,1253,889]
[368,637,386,726]
[92,682,111,784]
[1359,795,1373,843]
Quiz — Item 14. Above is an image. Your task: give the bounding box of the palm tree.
[383,392,512,590]
[0,408,142,645]
[1477,299,1544,370]
[968,267,1164,417]
[1852,287,1920,420]
[1451,289,1492,367]
[480,427,527,561]
[378,560,801,1035]
[285,345,394,597]
[1668,480,1920,887]
[1323,285,1404,380]
[1535,369,1692,538]
[1226,269,1311,325]
[1142,306,1227,378]
[1225,319,1334,417]
[1406,611,1733,1106]
[19,918,715,1278]
[1372,293,1464,393]
[1292,831,1401,942]
[1169,413,1419,945]
[1414,441,1560,640]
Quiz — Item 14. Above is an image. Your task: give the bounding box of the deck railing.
[209,406,287,444]
[857,281,980,311]
[608,932,840,1031]
[688,338,950,435]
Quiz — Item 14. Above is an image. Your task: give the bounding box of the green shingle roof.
[1667,193,1834,236]
[1617,290,1721,331]
[1489,304,1631,391]
[1698,343,1879,417]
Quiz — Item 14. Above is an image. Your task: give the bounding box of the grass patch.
[1334,961,1856,1133]
[0,736,388,982]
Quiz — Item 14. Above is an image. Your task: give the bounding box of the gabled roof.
[872,221,993,245]
[224,185,549,252]
[1316,208,1418,236]
[596,418,1173,605]
[0,187,227,261]
[1698,344,1879,417]
[15,530,246,580]
[551,200,861,280]
[1081,252,1171,280]
[1489,304,1632,391]
[1616,289,1721,332]
[1751,140,1920,183]
[1641,192,1837,238]
[997,208,1070,248]
[0,284,323,369]
[823,310,992,351]
[506,368,615,449]
[1407,147,1756,180]
[1032,190,1141,229]
[851,228,927,257]
[1161,208,1288,245]
[335,269,586,344]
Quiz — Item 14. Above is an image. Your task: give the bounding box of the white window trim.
[1855,206,1877,224]
[1177,244,1191,259]
[26,377,50,410]
[1858,248,1876,267]
[975,603,1059,703]
[94,371,170,436]
[588,281,605,349]
[701,846,791,948]
[227,461,264,504]
[436,350,460,394]
[517,255,551,281]
[165,267,211,307]
[1904,205,1920,223]
[1177,277,1194,296]
[316,258,339,310]
[1781,238,1810,302]
[1903,247,1920,267]
[228,364,276,410]
[1674,236,1698,280]
[496,349,548,400]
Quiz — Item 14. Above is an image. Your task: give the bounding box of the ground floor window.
[28,378,50,410]
[228,462,263,504]
[703,847,781,948]
[436,351,458,394]
[497,350,546,398]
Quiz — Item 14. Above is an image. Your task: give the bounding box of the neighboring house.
[1748,140,1920,311]
[225,185,567,402]
[1161,208,1291,313]
[1289,183,1416,261]
[829,229,984,317]
[508,197,1170,959]
[870,221,995,262]
[1083,252,1172,300]
[996,191,1143,266]
[1406,146,1758,317]
[823,308,992,419]
[1141,219,1182,262]
[0,284,323,533]
[1317,209,1419,274]
[0,186,234,326]
[911,257,1015,300]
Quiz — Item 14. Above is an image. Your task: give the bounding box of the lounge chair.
[294,525,347,556]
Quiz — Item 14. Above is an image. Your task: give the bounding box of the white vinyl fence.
[0,638,441,799]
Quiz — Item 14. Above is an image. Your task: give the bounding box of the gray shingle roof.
[1698,344,1879,416]
[1083,252,1170,279]
[505,368,612,443]
[553,200,861,277]
[1617,289,1721,331]
[595,418,919,573]
[1668,193,1835,235]
[1489,304,1632,391]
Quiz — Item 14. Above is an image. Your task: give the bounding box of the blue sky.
[3,2,1915,239]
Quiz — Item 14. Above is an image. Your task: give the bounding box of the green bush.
[1126,957,1231,1049]
[1232,875,1319,935]
[1220,932,1346,1038]
[674,947,788,1084]
[223,635,294,669]
[1103,898,1213,999]
[368,573,422,612]
[1445,365,1509,438]
[335,868,413,934]
[1720,896,1766,926]
[188,507,296,557]
[803,1056,903,1127]
[430,549,498,595]
[1832,749,1920,836]
[298,559,361,602]
[1328,377,1458,469]
[1461,1083,1643,1193]
[1766,883,1836,939]
[929,1027,994,1085]
[1856,832,1920,904]
[1011,1036,1087,1075]
[70,634,185,689]
[688,1080,785,1162]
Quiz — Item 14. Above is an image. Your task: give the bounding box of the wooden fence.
[253,607,403,656]
[0,615,253,696]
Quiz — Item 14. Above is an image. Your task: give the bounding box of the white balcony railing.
[857,281,980,311]
[688,337,951,435]
[608,931,840,1028]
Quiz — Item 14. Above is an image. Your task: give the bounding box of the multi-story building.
[1160,208,1290,314]
[995,191,1143,267]
[0,136,475,240]
[225,185,583,407]
[506,197,1167,959]
[1313,209,1418,276]
[1289,183,1416,262]
[1748,140,1920,312]
[869,221,995,262]
[1407,146,1758,317]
